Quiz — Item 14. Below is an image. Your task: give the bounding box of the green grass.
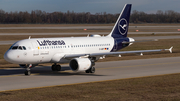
[1,73,180,101]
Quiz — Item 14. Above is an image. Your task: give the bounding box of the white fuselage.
[4,36,115,64]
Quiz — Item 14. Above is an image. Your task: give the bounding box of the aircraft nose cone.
[4,51,15,63]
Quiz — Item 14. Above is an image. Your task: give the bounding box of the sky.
[0,0,180,14]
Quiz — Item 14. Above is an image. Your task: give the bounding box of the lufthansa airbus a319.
[4,4,173,75]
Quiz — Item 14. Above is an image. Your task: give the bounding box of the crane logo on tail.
[118,18,128,35]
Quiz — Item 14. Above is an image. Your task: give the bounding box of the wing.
[64,46,173,59]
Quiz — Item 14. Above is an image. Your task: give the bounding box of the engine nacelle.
[69,58,92,72]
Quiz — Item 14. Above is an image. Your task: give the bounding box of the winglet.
[169,46,173,53]
[165,46,173,53]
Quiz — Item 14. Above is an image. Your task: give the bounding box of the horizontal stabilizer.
[122,39,158,44]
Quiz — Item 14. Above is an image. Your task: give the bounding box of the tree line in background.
[0,9,180,24]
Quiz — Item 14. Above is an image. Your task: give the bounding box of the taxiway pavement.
[0,57,180,91]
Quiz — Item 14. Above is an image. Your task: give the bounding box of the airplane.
[4,4,173,75]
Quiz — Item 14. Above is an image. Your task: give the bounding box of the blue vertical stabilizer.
[108,4,132,38]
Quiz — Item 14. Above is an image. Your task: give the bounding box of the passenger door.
[31,42,39,55]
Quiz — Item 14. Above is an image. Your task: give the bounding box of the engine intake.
[69,58,92,71]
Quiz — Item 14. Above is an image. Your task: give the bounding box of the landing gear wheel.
[86,67,95,73]
[51,65,56,71]
[85,70,90,73]
[89,67,95,73]
[56,65,61,71]
[51,64,61,71]
[24,70,31,75]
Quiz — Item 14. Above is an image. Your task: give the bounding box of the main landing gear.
[85,61,95,73]
[85,67,95,73]
[51,63,61,71]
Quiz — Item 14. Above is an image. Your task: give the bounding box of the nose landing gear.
[23,64,33,76]
[19,64,35,76]
[24,69,31,75]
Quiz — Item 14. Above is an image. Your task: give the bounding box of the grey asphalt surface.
[0,57,180,91]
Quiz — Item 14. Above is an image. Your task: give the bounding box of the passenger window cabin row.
[40,44,111,50]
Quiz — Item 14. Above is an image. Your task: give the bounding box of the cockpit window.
[22,46,26,50]
[18,46,22,50]
[11,46,26,50]
[12,46,18,50]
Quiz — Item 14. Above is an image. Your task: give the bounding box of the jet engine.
[69,58,92,72]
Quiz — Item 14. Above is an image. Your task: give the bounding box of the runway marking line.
[0,72,180,93]
[1,61,180,78]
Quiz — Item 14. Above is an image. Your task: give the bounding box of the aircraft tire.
[51,65,56,71]
[24,70,31,75]
[56,65,61,71]
[85,70,90,73]
[89,67,95,73]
